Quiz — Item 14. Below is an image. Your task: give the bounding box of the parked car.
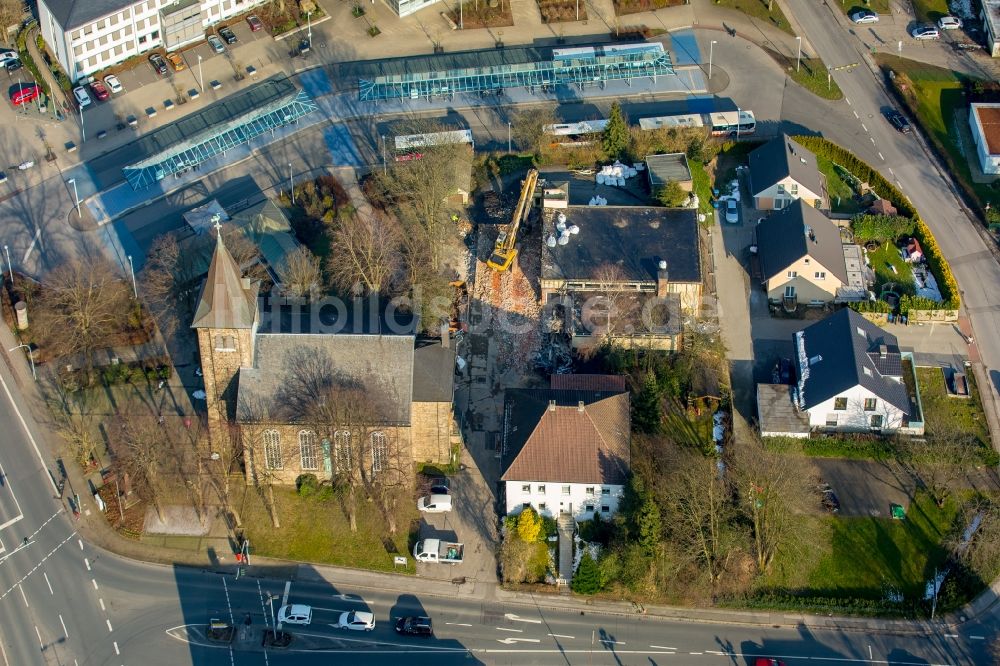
[89,80,109,101]
[754,660,786,666]
[911,25,940,40]
[725,198,739,224]
[247,14,264,32]
[849,9,878,24]
[207,34,226,54]
[886,110,911,134]
[165,52,185,71]
[395,616,433,637]
[428,476,450,495]
[0,48,17,65]
[148,53,168,76]
[417,494,453,513]
[5,58,22,72]
[336,611,375,631]
[73,86,92,107]
[937,16,962,30]
[103,74,123,94]
[218,26,238,44]
[277,604,312,625]
[9,83,39,105]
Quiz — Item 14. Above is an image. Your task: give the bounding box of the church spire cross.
[211,214,223,236]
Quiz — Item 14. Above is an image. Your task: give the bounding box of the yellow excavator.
[487,168,539,272]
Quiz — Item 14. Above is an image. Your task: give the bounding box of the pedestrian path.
[557,513,574,587]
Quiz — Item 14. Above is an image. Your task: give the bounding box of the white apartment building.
[38,0,267,82]
[505,481,624,521]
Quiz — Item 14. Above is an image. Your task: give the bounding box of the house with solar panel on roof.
[191,226,458,486]
[756,308,924,438]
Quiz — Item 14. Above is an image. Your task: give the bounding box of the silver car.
[207,34,226,54]
[911,25,940,40]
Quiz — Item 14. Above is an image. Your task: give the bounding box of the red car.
[9,83,39,105]
[247,15,263,31]
[89,80,109,101]
[754,659,786,666]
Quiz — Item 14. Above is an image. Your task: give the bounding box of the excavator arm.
[487,168,539,272]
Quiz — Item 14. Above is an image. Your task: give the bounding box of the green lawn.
[765,50,843,100]
[910,0,950,22]
[243,486,419,573]
[837,0,891,15]
[806,492,959,600]
[691,160,715,217]
[714,0,794,34]
[876,55,998,212]
[916,367,992,451]
[868,241,914,295]
[817,155,863,214]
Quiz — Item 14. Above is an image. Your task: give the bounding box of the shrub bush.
[297,474,320,497]
[851,214,915,243]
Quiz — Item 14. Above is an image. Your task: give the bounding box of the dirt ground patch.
[812,458,915,518]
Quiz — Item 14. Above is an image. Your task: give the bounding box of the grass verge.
[713,0,794,35]
[910,0,950,23]
[765,49,843,100]
[242,485,418,573]
[836,0,891,15]
[916,366,992,451]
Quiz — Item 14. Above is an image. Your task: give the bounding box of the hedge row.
[15,26,52,100]
[721,592,915,617]
[791,135,959,309]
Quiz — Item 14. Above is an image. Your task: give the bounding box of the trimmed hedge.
[792,135,959,309]
[15,26,52,101]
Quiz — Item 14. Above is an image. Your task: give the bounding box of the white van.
[417,494,453,513]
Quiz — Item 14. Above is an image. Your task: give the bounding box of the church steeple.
[191,220,258,330]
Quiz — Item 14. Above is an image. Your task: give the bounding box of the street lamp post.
[289,163,295,204]
[9,344,35,380]
[307,11,313,45]
[381,135,387,175]
[736,107,741,140]
[79,104,85,142]
[796,36,802,73]
[3,245,12,284]
[67,178,81,218]
[507,122,512,153]
[127,255,138,299]
[197,54,204,91]
[709,40,717,80]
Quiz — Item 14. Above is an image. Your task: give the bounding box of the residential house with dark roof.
[192,228,457,486]
[748,135,826,211]
[787,308,921,435]
[501,376,630,520]
[756,200,849,305]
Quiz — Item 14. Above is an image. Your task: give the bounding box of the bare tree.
[665,450,736,585]
[590,262,629,337]
[45,377,102,467]
[141,233,205,337]
[905,425,979,507]
[278,246,322,300]
[730,435,815,573]
[33,258,132,377]
[237,397,283,529]
[108,410,169,523]
[510,104,558,154]
[326,211,402,295]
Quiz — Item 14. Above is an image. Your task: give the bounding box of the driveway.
[812,458,916,518]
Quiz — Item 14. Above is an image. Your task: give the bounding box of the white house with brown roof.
[749,135,825,211]
[969,103,1000,174]
[501,375,630,520]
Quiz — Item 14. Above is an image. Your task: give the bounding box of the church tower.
[192,225,259,451]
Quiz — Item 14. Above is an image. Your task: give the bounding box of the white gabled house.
[792,309,922,435]
[500,375,630,521]
[749,135,826,211]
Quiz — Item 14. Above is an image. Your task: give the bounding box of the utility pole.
[67,178,81,218]
[307,11,312,45]
[79,104,85,142]
[3,245,12,284]
[197,54,204,91]
[127,255,138,298]
[9,344,35,380]
[289,163,295,204]
[709,40,717,80]
[507,121,512,153]
[796,36,802,73]
[381,135,387,175]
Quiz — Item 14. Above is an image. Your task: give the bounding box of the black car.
[887,110,912,134]
[395,616,433,637]
[218,26,238,45]
[148,53,168,76]
[429,476,450,495]
[5,58,22,72]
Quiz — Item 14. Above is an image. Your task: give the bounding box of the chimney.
[879,344,887,358]
[440,323,450,349]
[577,401,585,413]
[656,260,669,298]
[548,400,556,411]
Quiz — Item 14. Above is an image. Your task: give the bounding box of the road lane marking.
[496,627,522,632]
[870,137,876,144]
[106,619,113,632]
[0,461,23,530]
[78,539,83,550]
[853,110,859,118]
[504,613,542,624]
[862,123,868,132]
[878,152,884,161]
[222,576,235,625]
[445,622,472,627]
[690,651,703,655]
[0,371,58,493]
[707,650,727,654]
[34,625,42,648]
[650,645,675,650]
[497,637,540,644]
[943,633,958,638]
[971,635,985,640]
[92,578,99,590]
[846,98,852,105]
[43,572,53,594]
[59,614,68,638]
[548,633,574,639]
[0,635,9,666]
[18,584,28,607]
[99,598,105,611]
[113,642,120,655]
[84,558,91,571]
[600,639,625,645]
